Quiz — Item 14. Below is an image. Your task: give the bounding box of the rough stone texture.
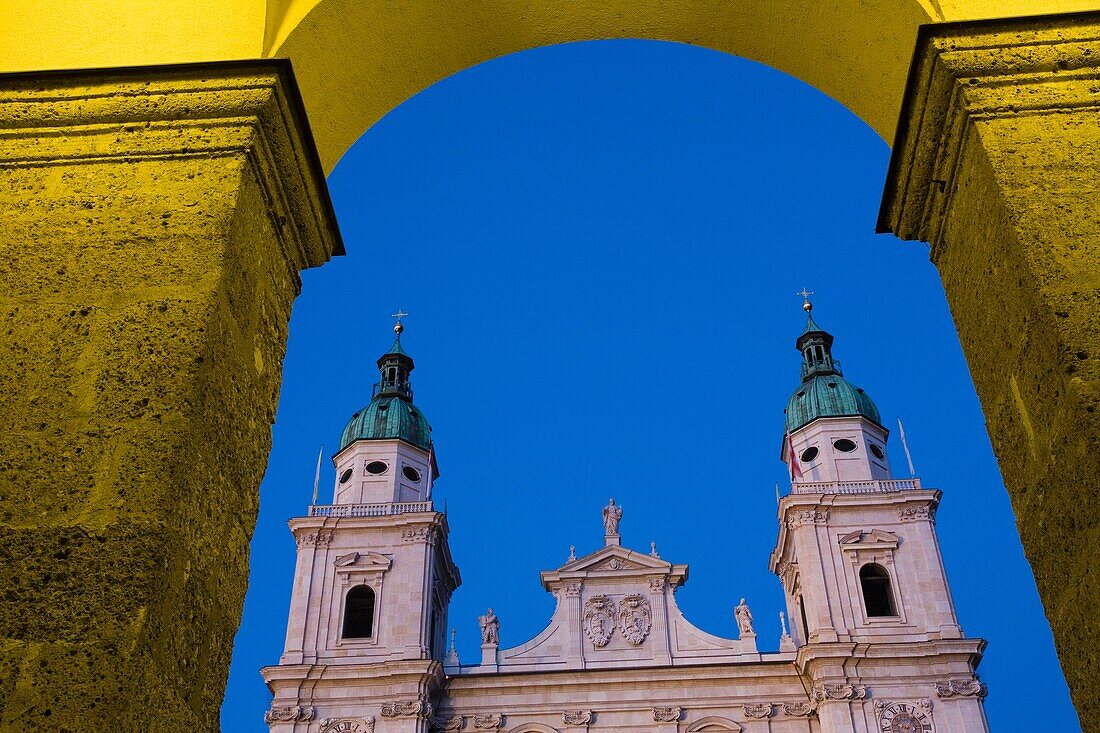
[880,13,1100,727]
[0,61,341,732]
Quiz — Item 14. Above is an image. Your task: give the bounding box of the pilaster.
[879,13,1100,719]
[0,60,341,732]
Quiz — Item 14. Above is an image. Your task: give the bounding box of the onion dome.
[339,319,432,451]
[784,302,882,433]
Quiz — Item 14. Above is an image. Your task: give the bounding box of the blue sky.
[222,39,1080,731]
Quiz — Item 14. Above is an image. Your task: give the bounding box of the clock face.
[880,703,932,733]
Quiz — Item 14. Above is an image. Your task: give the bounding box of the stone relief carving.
[782,702,815,718]
[563,582,582,597]
[734,598,754,636]
[602,498,623,535]
[934,679,987,698]
[811,683,867,702]
[617,593,652,645]
[479,607,500,645]
[787,509,829,530]
[648,577,667,593]
[264,705,315,724]
[380,700,431,718]
[898,504,936,523]
[604,557,634,571]
[432,715,464,732]
[583,594,616,647]
[652,707,683,722]
[562,710,594,726]
[319,717,375,733]
[743,703,773,719]
[472,714,504,730]
[401,526,433,543]
[297,531,333,548]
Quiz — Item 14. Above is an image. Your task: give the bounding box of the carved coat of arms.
[617,593,652,644]
[583,595,616,647]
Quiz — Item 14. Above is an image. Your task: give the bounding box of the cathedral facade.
[261,306,990,733]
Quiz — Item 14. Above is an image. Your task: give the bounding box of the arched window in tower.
[859,564,897,617]
[342,585,376,638]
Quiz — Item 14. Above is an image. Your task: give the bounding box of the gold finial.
[796,288,814,312]
[391,309,408,334]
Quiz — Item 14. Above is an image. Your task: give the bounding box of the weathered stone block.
[0,60,341,732]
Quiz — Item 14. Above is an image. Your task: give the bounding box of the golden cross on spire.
[391,309,408,333]
[796,288,814,312]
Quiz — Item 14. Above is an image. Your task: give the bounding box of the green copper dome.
[784,307,882,433]
[339,325,433,451]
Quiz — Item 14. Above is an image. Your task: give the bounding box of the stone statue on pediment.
[602,498,622,535]
[735,598,755,637]
[479,608,499,645]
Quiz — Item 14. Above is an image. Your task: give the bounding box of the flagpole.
[311,444,324,505]
[897,417,916,477]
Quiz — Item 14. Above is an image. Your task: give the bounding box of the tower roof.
[784,303,882,433]
[339,319,432,452]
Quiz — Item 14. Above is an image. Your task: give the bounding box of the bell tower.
[771,298,989,733]
[262,317,460,732]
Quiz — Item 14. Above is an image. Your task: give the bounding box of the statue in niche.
[479,608,499,645]
[735,598,755,636]
[602,498,623,535]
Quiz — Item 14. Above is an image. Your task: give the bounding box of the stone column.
[880,13,1100,722]
[0,60,342,731]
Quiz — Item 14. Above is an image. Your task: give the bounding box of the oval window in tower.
[869,444,886,460]
[800,446,819,462]
[402,466,421,482]
[339,468,354,484]
[833,438,857,452]
[365,461,388,475]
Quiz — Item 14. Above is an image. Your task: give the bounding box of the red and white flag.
[787,431,803,481]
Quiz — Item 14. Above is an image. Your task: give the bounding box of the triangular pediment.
[559,544,671,573]
[334,550,392,570]
[839,529,899,549]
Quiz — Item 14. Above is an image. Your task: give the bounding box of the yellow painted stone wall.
[0,63,340,731]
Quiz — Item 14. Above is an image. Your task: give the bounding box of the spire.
[794,294,838,381]
[375,311,415,400]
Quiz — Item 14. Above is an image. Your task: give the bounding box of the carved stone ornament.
[264,705,315,724]
[652,707,682,722]
[934,679,987,698]
[648,577,667,592]
[564,582,583,598]
[617,593,653,645]
[583,594,616,647]
[320,718,376,733]
[433,715,465,732]
[381,700,431,719]
[401,526,434,543]
[787,509,829,530]
[743,703,773,719]
[811,683,867,702]
[898,504,936,523]
[782,702,815,718]
[297,531,333,548]
[562,710,594,726]
[472,714,504,730]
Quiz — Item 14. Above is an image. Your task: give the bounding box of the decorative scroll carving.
[782,702,815,718]
[472,714,504,730]
[743,703,773,719]
[264,705,315,724]
[811,683,867,701]
[297,531,333,548]
[562,710,594,726]
[320,718,375,733]
[617,593,652,645]
[401,526,434,543]
[652,707,682,722]
[898,504,936,523]
[433,715,464,732]
[787,509,829,530]
[583,594,615,647]
[381,700,431,718]
[935,679,987,698]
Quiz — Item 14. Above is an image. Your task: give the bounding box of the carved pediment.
[334,551,392,571]
[542,544,687,592]
[838,529,899,550]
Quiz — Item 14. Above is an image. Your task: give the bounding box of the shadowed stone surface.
[0,61,341,732]
[881,13,1100,725]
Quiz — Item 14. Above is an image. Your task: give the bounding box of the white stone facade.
[262,334,990,733]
